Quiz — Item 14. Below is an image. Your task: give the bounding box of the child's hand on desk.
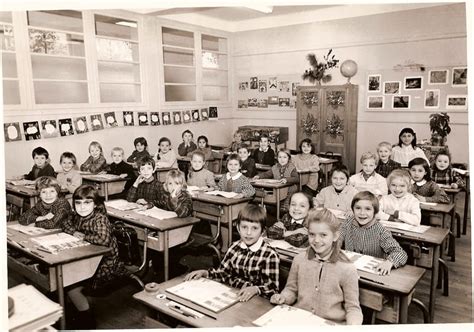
[98,171,107,175]
[375,260,393,276]
[253,176,260,180]
[36,213,54,222]
[73,231,85,239]
[270,293,286,305]
[136,198,148,206]
[119,173,128,178]
[280,179,287,184]
[413,193,426,202]
[234,193,244,199]
[451,183,459,189]
[238,286,259,302]
[184,270,208,281]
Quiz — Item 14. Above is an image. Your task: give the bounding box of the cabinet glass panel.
[99,83,141,103]
[98,62,140,82]
[95,15,137,40]
[29,29,85,56]
[1,24,15,51]
[2,52,17,78]
[202,34,227,53]
[162,27,193,48]
[96,38,138,62]
[164,66,195,84]
[2,80,20,104]
[202,69,228,86]
[163,46,194,66]
[34,81,88,103]
[203,86,227,101]
[0,12,12,23]
[165,85,196,102]
[27,10,83,33]
[31,55,87,80]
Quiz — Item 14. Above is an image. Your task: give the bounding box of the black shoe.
[75,309,96,329]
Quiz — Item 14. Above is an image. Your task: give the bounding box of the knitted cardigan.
[19,197,72,228]
[412,180,450,203]
[80,155,107,174]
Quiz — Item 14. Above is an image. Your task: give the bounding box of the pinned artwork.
[138,112,149,126]
[90,114,104,131]
[104,112,118,128]
[257,99,268,108]
[248,98,258,107]
[150,112,160,126]
[209,106,218,120]
[452,67,467,87]
[200,108,209,121]
[258,80,267,92]
[58,119,74,136]
[239,82,248,91]
[238,100,248,109]
[4,122,22,142]
[279,98,290,107]
[279,81,290,92]
[173,111,182,125]
[368,74,381,92]
[41,120,59,138]
[74,116,89,134]
[123,111,134,126]
[162,112,171,125]
[268,96,279,105]
[183,110,192,123]
[250,77,258,89]
[23,121,41,141]
[268,77,278,90]
[192,109,200,122]
[292,83,300,96]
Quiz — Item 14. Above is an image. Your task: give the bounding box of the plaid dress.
[430,166,466,189]
[375,159,401,178]
[80,155,107,174]
[19,197,72,229]
[126,176,162,208]
[412,180,450,203]
[267,213,308,247]
[154,187,193,218]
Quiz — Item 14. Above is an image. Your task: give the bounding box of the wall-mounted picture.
[248,98,258,107]
[257,99,268,108]
[200,108,209,121]
[429,69,448,85]
[279,81,290,92]
[404,76,423,90]
[424,89,440,109]
[446,95,467,110]
[74,116,89,134]
[239,82,248,91]
[383,81,400,95]
[292,83,300,96]
[250,76,258,89]
[4,122,22,142]
[104,112,118,128]
[172,111,182,125]
[150,112,160,126]
[192,109,200,122]
[137,112,149,126]
[392,95,410,109]
[90,114,104,131]
[368,74,381,92]
[452,67,467,87]
[238,100,248,108]
[268,96,279,105]
[162,112,171,125]
[183,110,192,123]
[258,80,267,92]
[290,98,296,108]
[58,118,74,136]
[367,96,384,109]
[268,77,277,90]
[209,106,218,120]
[23,121,41,141]
[123,111,134,126]
[41,120,59,138]
[279,97,290,107]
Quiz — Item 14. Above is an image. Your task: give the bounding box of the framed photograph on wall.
[392,95,410,109]
[367,96,384,109]
[368,74,381,92]
[404,76,423,90]
[452,67,467,87]
[424,89,440,109]
[429,69,448,85]
[446,95,467,110]
[383,81,400,95]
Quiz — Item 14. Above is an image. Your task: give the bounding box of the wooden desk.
[318,157,339,187]
[250,179,293,221]
[7,225,110,330]
[106,206,199,281]
[133,276,274,328]
[154,167,176,182]
[6,181,38,207]
[81,174,128,201]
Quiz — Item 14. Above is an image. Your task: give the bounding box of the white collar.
[401,145,415,150]
[291,218,305,225]
[414,179,427,186]
[259,146,269,152]
[239,236,264,252]
[226,172,242,180]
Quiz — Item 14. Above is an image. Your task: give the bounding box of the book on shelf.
[31,232,90,254]
[105,199,140,211]
[205,190,239,198]
[343,250,384,275]
[379,220,429,234]
[253,305,335,327]
[7,224,61,236]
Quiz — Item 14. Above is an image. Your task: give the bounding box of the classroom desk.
[154,167,176,182]
[81,173,128,201]
[318,157,339,187]
[250,179,294,221]
[133,276,275,328]
[6,181,38,207]
[7,224,110,330]
[106,206,200,281]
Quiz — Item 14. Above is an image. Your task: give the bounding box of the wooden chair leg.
[455,213,461,238]
[448,231,456,262]
[411,298,430,323]
[439,258,449,296]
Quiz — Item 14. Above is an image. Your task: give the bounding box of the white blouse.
[391,145,429,167]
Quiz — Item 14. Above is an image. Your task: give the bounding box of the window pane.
[29,29,85,56]
[2,52,17,77]
[203,86,228,101]
[202,34,227,52]
[3,80,20,104]
[99,83,141,103]
[98,62,140,82]
[34,81,88,103]
[203,69,228,86]
[202,52,227,69]
[164,66,195,84]
[165,85,196,102]
[27,10,83,33]
[163,46,194,66]
[162,27,193,48]
[96,38,138,61]
[95,15,137,40]
[31,55,87,80]
[1,24,15,51]
[0,12,12,23]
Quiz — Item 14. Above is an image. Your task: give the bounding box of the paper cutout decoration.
[279,81,290,92]
[162,112,171,125]
[248,98,257,107]
[279,98,290,107]
[4,122,22,142]
[250,76,258,89]
[138,112,149,126]
[239,82,248,91]
[192,109,200,122]
[123,111,134,126]
[23,121,41,141]
[292,83,300,96]
[41,120,59,138]
[104,112,118,128]
[58,118,74,136]
[173,111,182,125]
[150,112,160,126]
[90,114,104,131]
[74,116,89,134]
[209,106,218,120]
[258,80,267,92]
[183,110,192,123]
[238,100,248,108]
[200,108,209,121]
[268,77,277,90]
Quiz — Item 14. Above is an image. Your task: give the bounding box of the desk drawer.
[129,225,194,251]
[193,201,222,217]
[83,180,126,197]
[8,255,53,291]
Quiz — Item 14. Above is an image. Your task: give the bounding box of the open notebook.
[253,305,335,327]
[205,190,239,198]
[7,224,61,236]
[343,250,384,275]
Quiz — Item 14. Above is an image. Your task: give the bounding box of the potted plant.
[429,112,451,146]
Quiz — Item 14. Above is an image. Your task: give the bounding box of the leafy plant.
[429,112,451,137]
[302,49,339,84]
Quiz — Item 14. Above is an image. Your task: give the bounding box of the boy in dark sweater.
[107,147,136,192]
[252,134,275,166]
[24,146,56,180]
[126,157,162,209]
[238,144,257,178]
[127,137,151,165]
[375,141,401,178]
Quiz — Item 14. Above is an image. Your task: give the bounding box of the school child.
[126,137,151,164]
[80,141,107,174]
[154,169,193,217]
[24,146,56,180]
[391,128,429,167]
[188,135,212,161]
[126,157,162,209]
[238,144,257,178]
[253,149,299,211]
[107,147,136,192]
[314,165,358,214]
[270,208,363,325]
[217,153,255,198]
[177,129,197,156]
[56,152,82,194]
[228,131,243,152]
[349,152,388,197]
[430,150,466,189]
[409,157,449,203]
[379,169,421,226]
[251,134,275,166]
[267,192,312,247]
[291,138,320,196]
[63,185,126,329]
[340,191,408,275]
[19,176,72,228]
[185,204,280,301]
[187,151,216,190]
[374,141,401,178]
[155,137,178,169]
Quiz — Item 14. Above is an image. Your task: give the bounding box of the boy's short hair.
[60,151,77,165]
[434,149,451,163]
[408,157,431,181]
[259,134,270,142]
[227,153,242,166]
[134,137,148,147]
[182,130,193,138]
[35,176,60,195]
[330,164,350,180]
[111,147,124,156]
[351,191,380,214]
[158,137,171,146]
[137,156,155,170]
[360,151,378,164]
[238,144,250,153]
[191,150,205,161]
[89,141,103,153]
[164,169,187,192]
[387,169,412,192]
[377,141,393,152]
[32,146,49,159]
[298,138,315,154]
[236,203,266,229]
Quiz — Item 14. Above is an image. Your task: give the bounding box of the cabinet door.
[296,86,322,152]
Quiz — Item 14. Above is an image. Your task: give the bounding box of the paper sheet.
[205,190,239,198]
[31,233,90,254]
[379,220,429,234]
[8,224,61,236]
[136,207,178,220]
[253,305,334,327]
[343,250,384,275]
[105,199,140,211]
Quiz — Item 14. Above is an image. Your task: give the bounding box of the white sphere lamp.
[340,59,358,84]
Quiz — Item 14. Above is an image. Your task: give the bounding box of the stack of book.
[31,233,90,254]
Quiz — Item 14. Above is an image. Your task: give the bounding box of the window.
[27,10,88,104]
[94,15,141,103]
[201,34,228,101]
[1,12,20,105]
